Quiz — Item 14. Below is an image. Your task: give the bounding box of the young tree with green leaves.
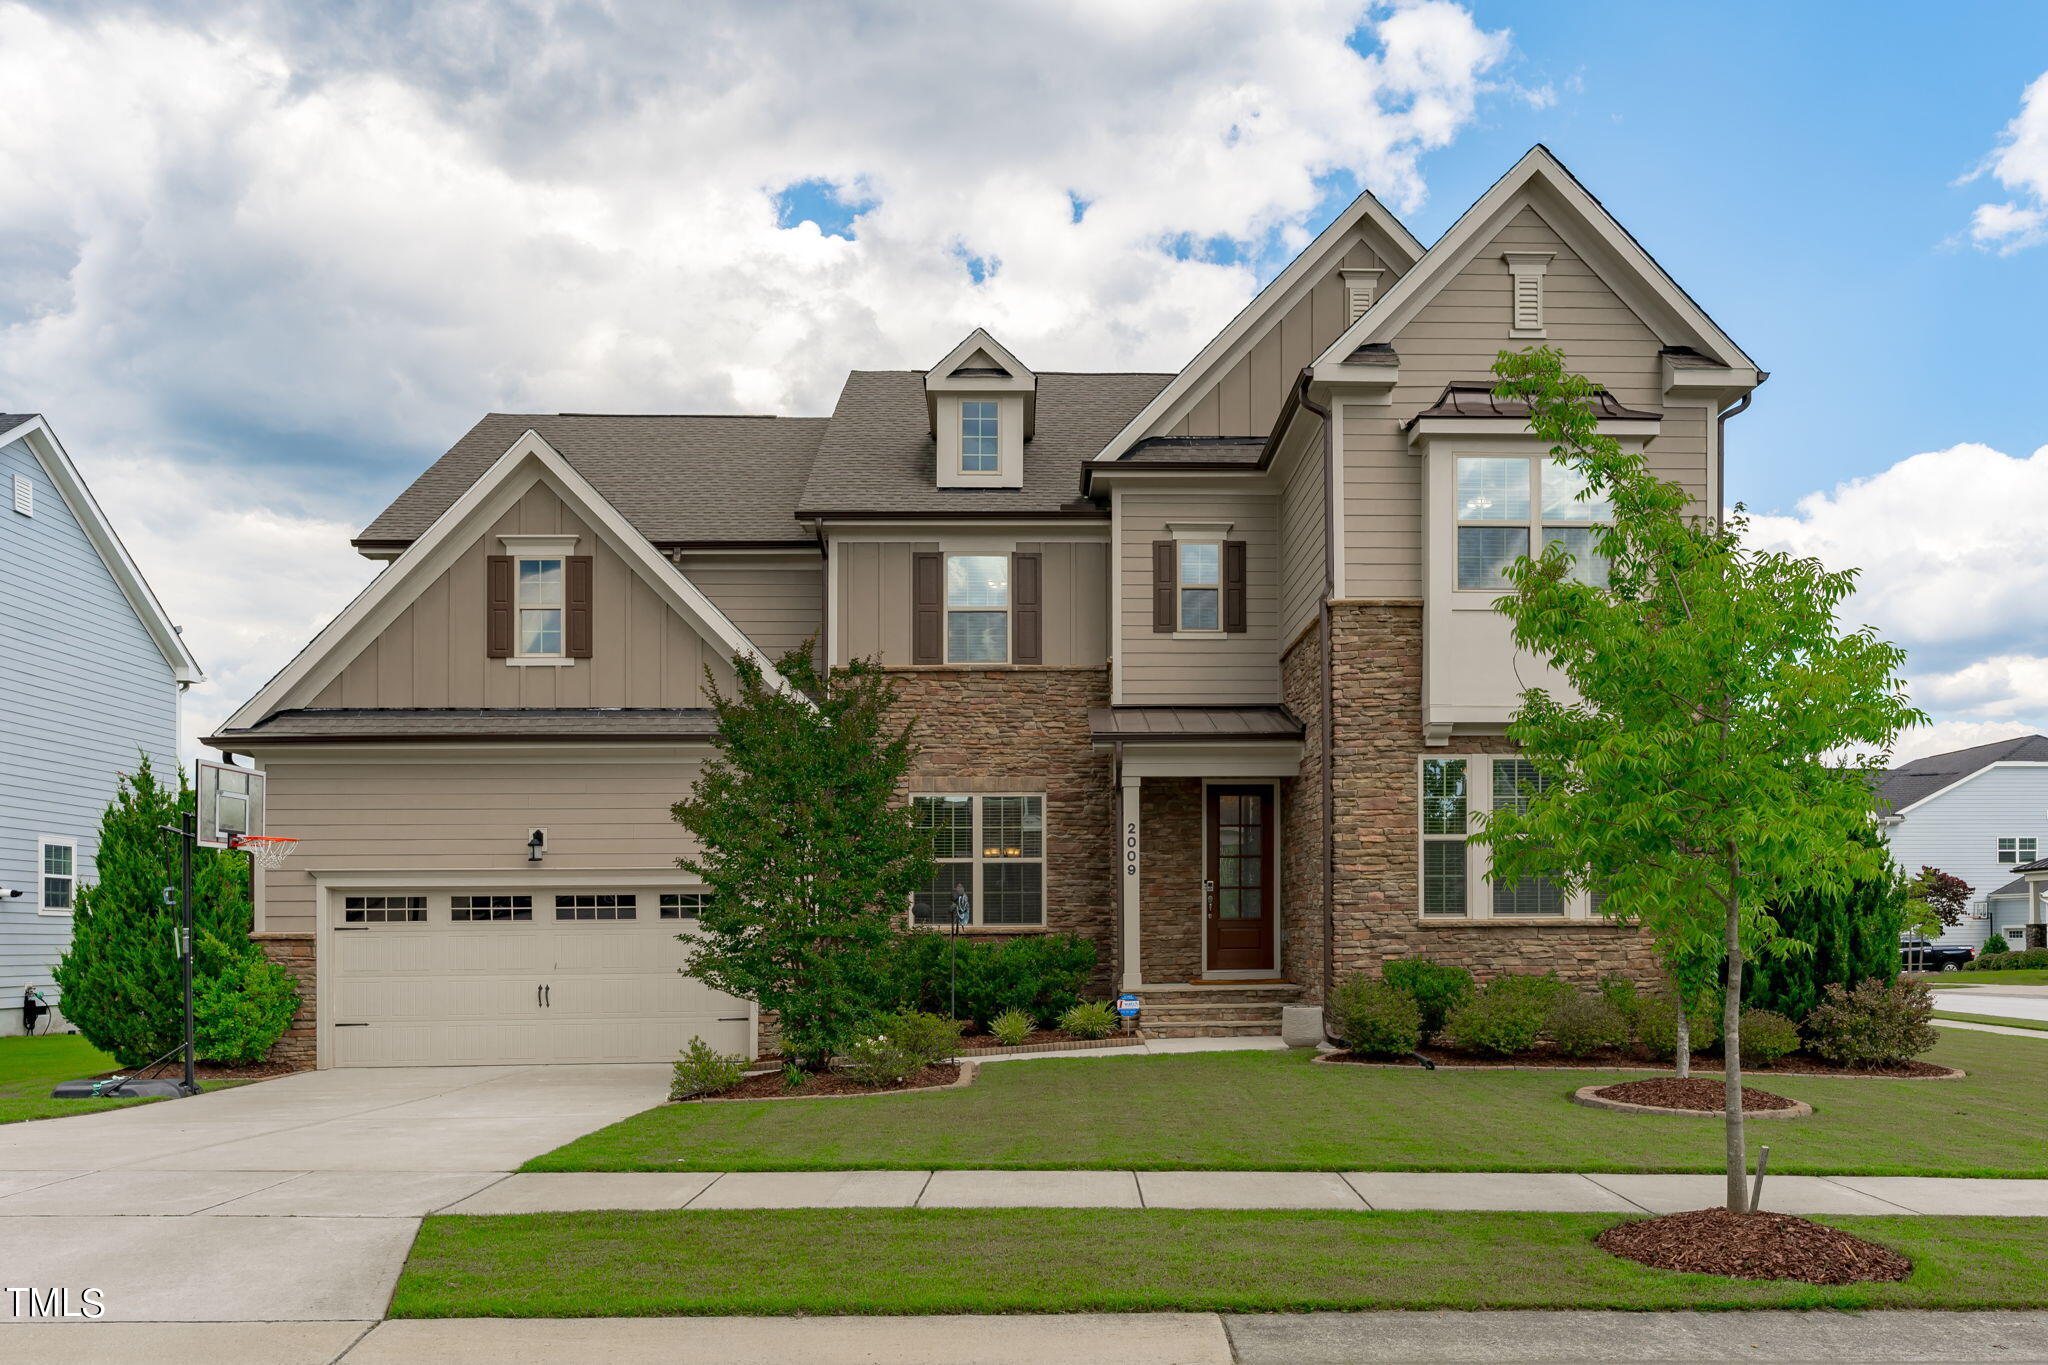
[1474,347,1921,1213]
[673,641,934,1074]
[53,756,298,1068]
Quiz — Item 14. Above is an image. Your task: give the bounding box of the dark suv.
[1900,938,1975,973]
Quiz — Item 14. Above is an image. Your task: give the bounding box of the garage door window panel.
[556,893,638,921]
[343,895,427,924]
[452,894,532,922]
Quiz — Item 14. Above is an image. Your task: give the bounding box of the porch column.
[1120,772,1142,990]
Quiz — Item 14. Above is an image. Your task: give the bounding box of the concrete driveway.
[0,1064,666,1331]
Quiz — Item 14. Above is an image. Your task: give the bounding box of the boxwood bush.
[1380,959,1473,1040]
[1545,993,1627,1058]
[1443,983,1549,1057]
[1329,977,1421,1057]
[887,931,1097,1027]
[1736,1008,1801,1067]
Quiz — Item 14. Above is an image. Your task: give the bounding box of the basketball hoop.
[230,835,297,871]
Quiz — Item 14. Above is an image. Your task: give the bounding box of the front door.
[1205,784,1275,973]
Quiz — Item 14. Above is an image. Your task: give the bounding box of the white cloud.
[1746,441,2048,759]
[0,1,1514,756]
[1963,69,2048,253]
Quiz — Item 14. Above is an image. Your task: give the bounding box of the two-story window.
[1454,456,1611,590]
[911,793,1045,927]
[1419,756,1591,919]
[1999,837,2038,865]
[960,401,999,473]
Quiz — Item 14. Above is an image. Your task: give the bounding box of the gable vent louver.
[1503,252,1553,338]
[1338,267,1384,324]
[11,473,29,517]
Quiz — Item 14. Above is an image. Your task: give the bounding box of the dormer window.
[960,401,999,473]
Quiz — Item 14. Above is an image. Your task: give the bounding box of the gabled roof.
[224,429,795,733]
[0,414,202,685]
[1093,184,1424,460]
[1314,145,1759,377]
[356,414,827,550]
[797,370,1169,518]
[1880,734,2048,815]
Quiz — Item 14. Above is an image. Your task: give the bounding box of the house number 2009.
[1123,821,1139,877]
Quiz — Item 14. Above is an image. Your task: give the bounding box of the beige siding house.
[214,146,1762,1067]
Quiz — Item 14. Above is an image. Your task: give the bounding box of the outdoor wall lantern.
[527,829,546,863]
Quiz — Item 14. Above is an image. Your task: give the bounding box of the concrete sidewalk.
[442,1168,2048,1216]
[12,1311,2048,1364]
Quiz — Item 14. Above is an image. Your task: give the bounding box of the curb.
[1570,1083,1814,1120]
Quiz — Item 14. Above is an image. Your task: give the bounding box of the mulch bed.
[1597,1207,1912,1285]
[1593,1077,1797,1113]
[95,1060,303,1084]
[692,1062,962,1101]
[959,1029,1081,1050]
[1323,1045,1958,1078]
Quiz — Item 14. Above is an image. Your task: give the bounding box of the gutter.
[1292,369,1339,1015]
[1713,378,1763,521]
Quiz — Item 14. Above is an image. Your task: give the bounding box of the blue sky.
[2,1,2044,758]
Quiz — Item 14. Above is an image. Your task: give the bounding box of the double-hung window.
[946,554,1009,663]
[1177,542,1222,631]
[960,401,999,473]
[911,793,1045,927]
[38,837,75,913]
[517,557,565,657]
[1418,756,1583,919]
[1999,837,2038,865]
[1455,456,1611,590]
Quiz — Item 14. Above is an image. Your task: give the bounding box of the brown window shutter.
[565,555,594,658]
[486,555,514,658]
[1012,552,1042,665]
[1223,540,1248,633]
[1151,541,1175,633]
[912,551,943,664]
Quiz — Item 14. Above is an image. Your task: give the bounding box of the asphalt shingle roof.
[1879,734,2048,814]
[796,370,1171,517]
[357,414,829,547]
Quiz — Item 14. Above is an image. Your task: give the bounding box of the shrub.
[1970,945,2047,970]
[1803,978,1939,1068]
[1483,972,1572,1012]
[1380,959,1473,1039]
[1596,973,1643,1031]
[669,1036,748,1099]
[839,1031,926,1088]
[1737,1009,1801,1067]
[1328,977,1421,1057]
[1633,994,1721,1060]
[1745,847,1907,1022]
[988,1008,1034,1046]
[887,931,1097,1028]
[1981,932,2010,956]
[194,949,302,1065]
[881,1010,964,1067]
[1057,1001,1119,1040]
[1546,993,1628,1058]
[1443,986,1548,1057]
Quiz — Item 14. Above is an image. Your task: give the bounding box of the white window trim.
[911,792,1047,929]
[1416,755,1597,921]
[1998,836,2037,865]
[1452,453,1608,596]
[1175,539,1226,634]
[37,836,77,915]
[942,551,1011,665]
[959,399,1000,475]
[512,553,568,660]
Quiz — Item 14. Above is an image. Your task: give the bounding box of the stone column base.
[253,932,316,1069]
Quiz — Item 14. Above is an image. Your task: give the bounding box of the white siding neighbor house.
[1878,735,2048,951]
[0,414,201,1034]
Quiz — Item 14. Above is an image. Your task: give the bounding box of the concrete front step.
[1142,1020,1285,1039]
[1138,1005,1286,1023]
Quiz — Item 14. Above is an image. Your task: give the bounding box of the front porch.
[1092,706,1312,1036]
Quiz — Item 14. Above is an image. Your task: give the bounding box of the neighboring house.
[0,414,202,1035]
[210,146,1765,1068]
[1878,734,2048,951]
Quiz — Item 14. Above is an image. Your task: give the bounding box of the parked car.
[1900,938,1975,972]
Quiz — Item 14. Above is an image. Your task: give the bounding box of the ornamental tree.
[1473,347,1921,1213]
[673,640,934,1074]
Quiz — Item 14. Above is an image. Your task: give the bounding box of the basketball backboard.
[195,759,265,849]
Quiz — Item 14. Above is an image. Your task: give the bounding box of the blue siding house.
[0,414,200,1034]
[1879,735,2048,952]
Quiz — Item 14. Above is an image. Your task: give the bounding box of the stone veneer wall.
[1279,624,1326,996]
[1137,779,1203,982]
[1301,602,1661,1002]
[885,666,1118,988]
[254,932,317,1068]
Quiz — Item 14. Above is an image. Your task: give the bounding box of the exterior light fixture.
[527,829,546,863]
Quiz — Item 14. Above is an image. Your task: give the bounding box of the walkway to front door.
[1205,784,1274,972]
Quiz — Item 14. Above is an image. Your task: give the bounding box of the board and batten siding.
[679,556,823,661]
[1885,764,2048,950]
[310,482,735,710]
[0,436,179,1031]
[1117,491,1280,704]
[257,754,708,935]
[1276,416,1328,643]
[832,539,1108,667]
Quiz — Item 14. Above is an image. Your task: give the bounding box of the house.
[1878,734,2048,951]
[0,414,202,1034]
[209,146,1763,1068]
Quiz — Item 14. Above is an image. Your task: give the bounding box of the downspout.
[1713,386,1757,522]
[812,518,830,668]
[1294,371,1338,1013]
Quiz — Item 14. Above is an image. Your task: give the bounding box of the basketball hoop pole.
[178,811,198,1097]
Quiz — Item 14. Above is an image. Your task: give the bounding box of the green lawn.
[0,1034,173,1124]
[392,1208,2048,1317]
[528,1030,2046,1177]
[1931,970,2048,987]
[1936,1011,2048,1033]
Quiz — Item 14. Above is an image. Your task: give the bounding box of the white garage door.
[327,891,751,1067]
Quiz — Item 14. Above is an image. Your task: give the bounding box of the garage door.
[327,890,751,1067]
